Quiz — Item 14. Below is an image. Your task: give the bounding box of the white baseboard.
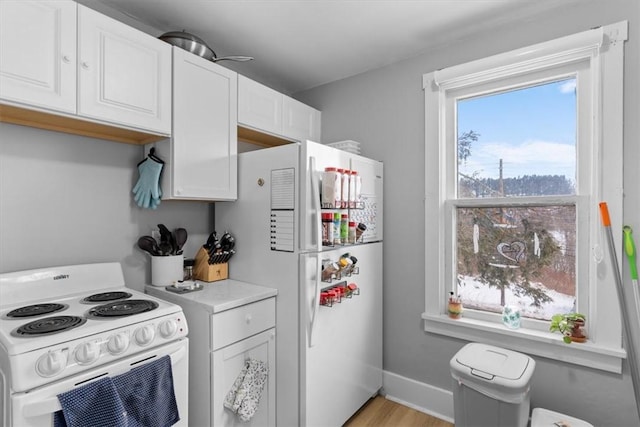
[381,370,455,424]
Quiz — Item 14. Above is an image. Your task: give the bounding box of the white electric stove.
[0,263,189,426]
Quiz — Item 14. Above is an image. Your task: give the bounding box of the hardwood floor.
[344,396,454,427]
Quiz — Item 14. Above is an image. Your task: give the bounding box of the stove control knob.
[158,319,178,339]
[134,324,155,346]
[36,349,67,377]
[107,333,130,355]
[74,341,101,365]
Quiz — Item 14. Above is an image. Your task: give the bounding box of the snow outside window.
[422,22,627,373]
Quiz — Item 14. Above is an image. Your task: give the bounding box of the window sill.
[422,312,625,373]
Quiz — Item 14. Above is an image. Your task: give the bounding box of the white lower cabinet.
[144,284,277,427]
[212,328,276,427]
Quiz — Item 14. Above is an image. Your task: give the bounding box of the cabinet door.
[283,96,321,142]
[212,328,276,427]
[0,1,76,113]
[238,75,282,136]
[166,48,237,200]
[77,5,171,134]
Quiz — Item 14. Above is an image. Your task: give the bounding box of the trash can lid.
[453,343,533,380]
[450,343,535,402]
[531,408,594,427]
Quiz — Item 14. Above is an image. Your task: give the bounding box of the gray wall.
[0,123,213,290]
[296,0,639,425]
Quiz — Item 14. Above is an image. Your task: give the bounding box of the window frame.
[422,22,628,373]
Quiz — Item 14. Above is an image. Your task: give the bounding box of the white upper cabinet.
[77,5,171,135]
[283,96,321,142]
[0,1,170,141]
[238,75,321,142]
[154,48,237,201]
[0,1,77,113]
[238,75,283,136]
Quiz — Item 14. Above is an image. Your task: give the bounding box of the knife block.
[193,247,229,282]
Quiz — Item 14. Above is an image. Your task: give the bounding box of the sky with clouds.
[457,78,576,182]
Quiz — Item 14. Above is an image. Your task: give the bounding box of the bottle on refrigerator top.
[333,212,342,245]
[322,167,341,209]
[340,169,350,209]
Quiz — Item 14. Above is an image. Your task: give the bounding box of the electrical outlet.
[151,229,161,241]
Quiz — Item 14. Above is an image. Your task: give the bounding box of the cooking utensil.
[137,236,160,256]
[204,231,219,252]
[158,224,177,254]
[158,30,253,63]
[174,228,188,255]
[220,231,235,251]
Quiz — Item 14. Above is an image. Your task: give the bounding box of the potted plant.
[549,312,587,343]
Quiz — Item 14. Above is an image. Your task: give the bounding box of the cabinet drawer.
[212,298,275,350]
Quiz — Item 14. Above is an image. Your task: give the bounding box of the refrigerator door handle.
[309,156,323,253]
[307,253,322,348]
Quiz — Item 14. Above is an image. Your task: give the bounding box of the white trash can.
[450,343,536,427]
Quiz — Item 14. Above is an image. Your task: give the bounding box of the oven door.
[9,338,189,427]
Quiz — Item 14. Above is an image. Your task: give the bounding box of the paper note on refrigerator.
[270,168,295,252]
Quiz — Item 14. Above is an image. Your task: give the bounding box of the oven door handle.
[22,345,187,418]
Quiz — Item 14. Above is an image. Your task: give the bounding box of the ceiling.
[91,0,571,95]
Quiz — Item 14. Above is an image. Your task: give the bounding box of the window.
[456,79,578,322]
[422,22,627,373]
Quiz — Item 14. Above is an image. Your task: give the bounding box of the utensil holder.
[193,247,229,282]
[150,255,184,287]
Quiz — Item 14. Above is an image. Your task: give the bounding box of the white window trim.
[422,21,628,373]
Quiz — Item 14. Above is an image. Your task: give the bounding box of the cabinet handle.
[245,314,252,324]
[81,61,90,70]
[62,55,71,64]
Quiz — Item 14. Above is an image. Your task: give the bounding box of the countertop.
[145,279,277,314]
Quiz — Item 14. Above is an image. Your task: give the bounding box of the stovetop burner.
[82,291,133,303]
[6,303,67,318]
[87,299,159,318]
[13,315,86,337]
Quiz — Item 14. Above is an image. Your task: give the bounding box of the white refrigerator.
[215,140,383,426]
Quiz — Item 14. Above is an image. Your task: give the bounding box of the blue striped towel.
[54,377,127,427]
[113,355,179,427]
[54,356,179,427]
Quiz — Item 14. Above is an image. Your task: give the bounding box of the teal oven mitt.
[149,187,162,210]
[133,158,163,209]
